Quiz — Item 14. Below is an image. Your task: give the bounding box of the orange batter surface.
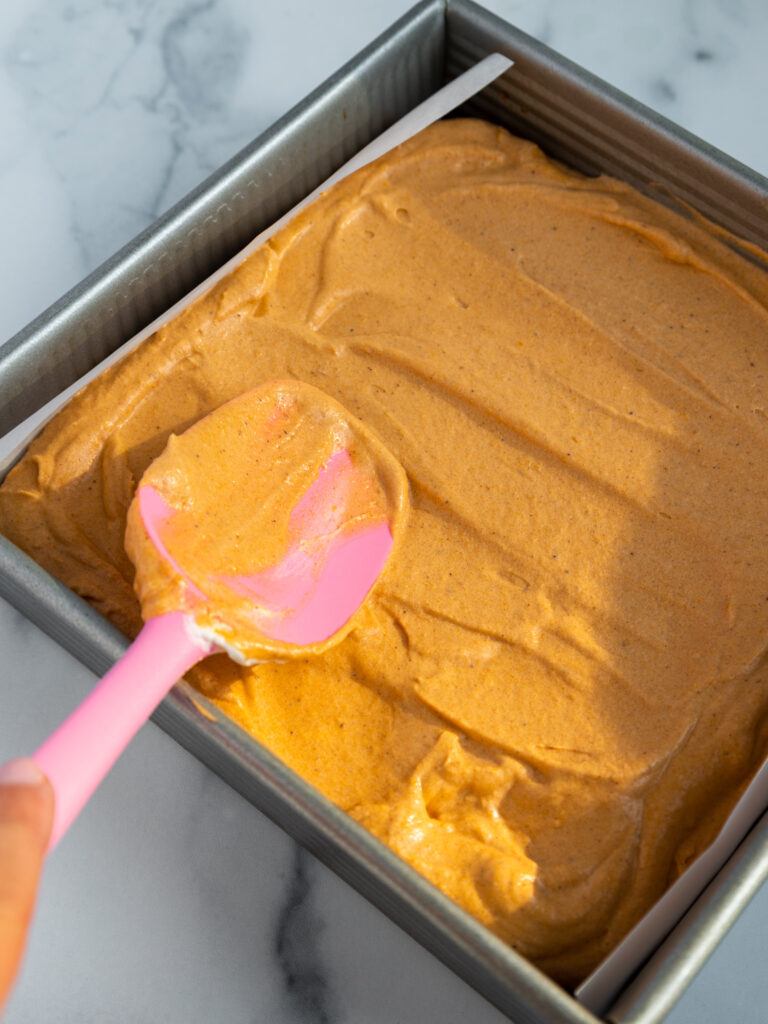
[3,119,768,985]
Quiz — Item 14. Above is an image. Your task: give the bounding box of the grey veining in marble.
[1,1,768,1022]
[6,0,253,275]
[274,848,338,1024]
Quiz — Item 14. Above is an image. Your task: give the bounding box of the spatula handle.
[34,612,213,850]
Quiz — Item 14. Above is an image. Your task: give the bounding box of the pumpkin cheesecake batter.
[3,119,768,985]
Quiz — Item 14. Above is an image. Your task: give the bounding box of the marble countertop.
[1,1,767,1021]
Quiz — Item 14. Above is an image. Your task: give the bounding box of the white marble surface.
[1,1,767,1021]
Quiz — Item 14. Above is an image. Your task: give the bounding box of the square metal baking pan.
[2,2,768,1022]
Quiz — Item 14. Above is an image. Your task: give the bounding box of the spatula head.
[125,380,409,661]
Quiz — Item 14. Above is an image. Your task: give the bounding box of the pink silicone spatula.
[33,381,407,849]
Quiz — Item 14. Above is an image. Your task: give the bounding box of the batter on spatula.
[126,379,409,659]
